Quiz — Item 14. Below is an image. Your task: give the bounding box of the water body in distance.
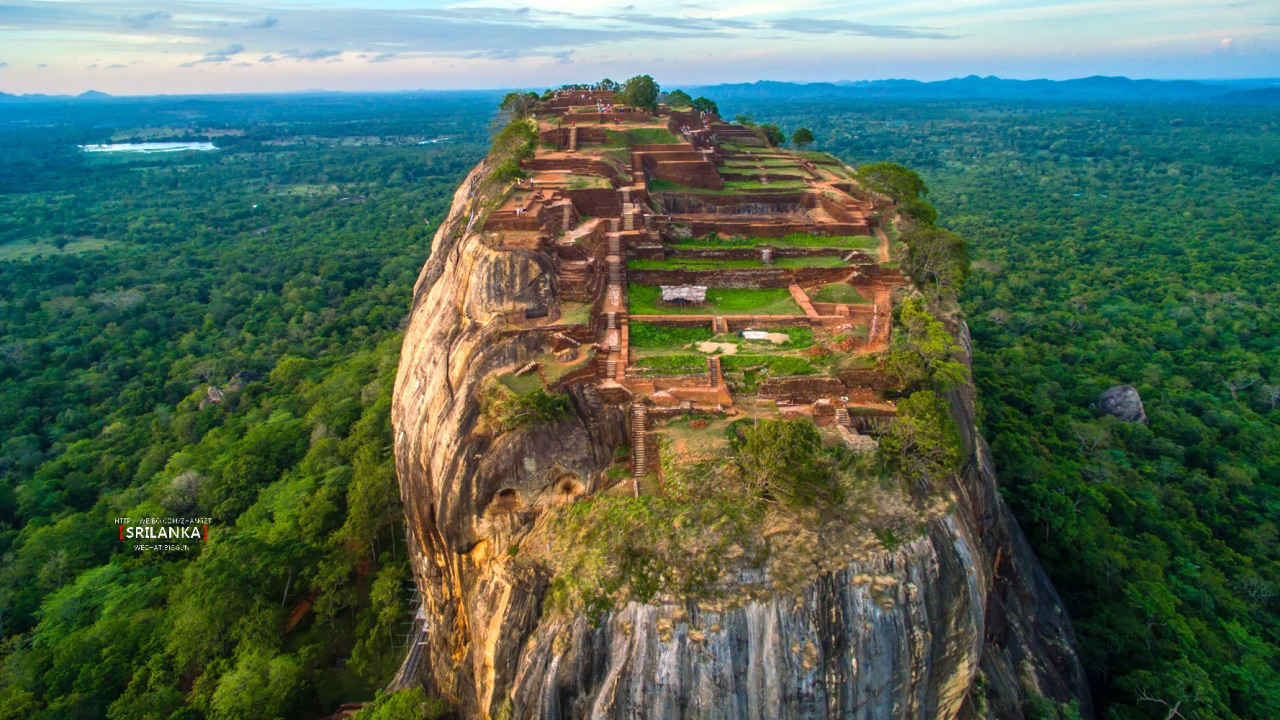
[78,141,219,153]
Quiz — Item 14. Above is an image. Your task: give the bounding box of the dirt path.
[875,226,891,264]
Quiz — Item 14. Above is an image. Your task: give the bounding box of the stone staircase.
[631,404,649,477]
[606,311,617,330]
[609,258,622,285]
[567,125,578,152]
[712,316,728,334]
[559,261,591,301]
[707,356,722,387]
[835,407,851,426]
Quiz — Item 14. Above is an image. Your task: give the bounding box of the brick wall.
[566,188,623,218]
[757,377,848,402]
[644,158,724,190]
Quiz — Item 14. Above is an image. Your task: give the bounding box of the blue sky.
[0,0,1276,94]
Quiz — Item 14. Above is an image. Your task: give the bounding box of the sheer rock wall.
[391,162,1091,720]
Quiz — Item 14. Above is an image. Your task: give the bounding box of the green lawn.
[648,177,808,194]
[604,128,681,147]
[538,351,594,384]
[634,354,708,374]
[732,326,815,348]
[808,283,870,304]
[628,284,803,316]
[721,354,817,376]
[564,174,611,189]
[557,301,593,324]
[669,233,877,250]
[629,257,764,270]
[723,180,807,190]
[629,255,850,270]
[773,256,852,268]
[629,321,714,348]
[796,151,844,165]
[723,158,804,168]
[497,370,544,394]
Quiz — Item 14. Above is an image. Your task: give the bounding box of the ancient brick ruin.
[481,86,908,488]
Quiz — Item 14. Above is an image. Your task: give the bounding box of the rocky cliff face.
[391,161,1091,719]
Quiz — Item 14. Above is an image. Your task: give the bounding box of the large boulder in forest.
[1099,385,1148,423]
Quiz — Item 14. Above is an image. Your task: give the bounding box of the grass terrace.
[628,284,804,316]
[629,256,853,271]
[604,128,681,147]
[773,256,855,268]
[808,283,871,304]
[629,257,766,270]
[497,370,544,394]
[628,322,817,358]
[629,321,714,349]
[721,354,818,376]
[633,354,708,374]
[563,174,612,190]
[723,158,807,168]
[539,351,594,384]
[647,178,808,193]
[723,179,808,191]
[669,233,878,250]
[557,301,594,325]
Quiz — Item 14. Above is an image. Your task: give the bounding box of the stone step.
[707,356,721,387]
[606,359,617,378]
[835,408,851,426]
[632,405,649,477]
[606,311,617,329]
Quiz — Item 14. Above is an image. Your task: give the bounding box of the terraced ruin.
[391,82,1091,719]
[480,87,906,487]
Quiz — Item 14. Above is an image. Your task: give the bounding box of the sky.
[0,0,1277,95]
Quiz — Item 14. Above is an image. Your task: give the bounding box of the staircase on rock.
[631,405,648,477]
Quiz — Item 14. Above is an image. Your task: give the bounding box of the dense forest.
[728,98,1280,717]
[0,93,493,718]
[1,89,1276,719]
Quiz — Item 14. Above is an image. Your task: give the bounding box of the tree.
[691,97,719,117]
[664,89,693,108]
[350,688,446,720]
[898,220,970,301]
[731,419,842,507]
[618,75,660,113]
[598,78,619,92]
[886,297,968,391]
[791,127,815,148]
[759,123,785,147]
[856,162,929,202]
[209,650,305,720]
[734,113,754,126]
[497,91,539,123]
[1260,383,1280,410]
[877,390,963,488]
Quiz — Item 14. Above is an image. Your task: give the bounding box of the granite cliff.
[391,84,1091,719]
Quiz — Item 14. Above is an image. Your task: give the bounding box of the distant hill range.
[3,76,1278,105]
[688,75,1280,104]
[0,89,115,102]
